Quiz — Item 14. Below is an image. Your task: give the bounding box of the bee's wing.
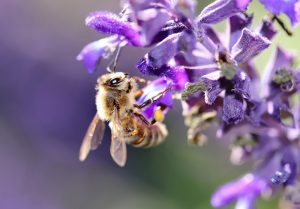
[110,107,127,167]
[79,113,105,161]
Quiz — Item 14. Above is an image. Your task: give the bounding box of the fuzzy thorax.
[95,72,137,121]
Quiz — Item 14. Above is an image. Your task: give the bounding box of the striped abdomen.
[123,115,168,148]
[131,122,168,148]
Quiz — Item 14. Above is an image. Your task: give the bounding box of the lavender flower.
[77,1,182,73]
[210,46,300,208]
[211,174,268,208]
[77,0,300,208]
[260,0,300,26]
[181,13,271,137]
[136,78,173,120]
[78,0,250,114]
[76,36,120,73]
[137,0,251,82]
[236,0,300,26]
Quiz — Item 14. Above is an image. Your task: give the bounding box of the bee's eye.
[109,77,122,86]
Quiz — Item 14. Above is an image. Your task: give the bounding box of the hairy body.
[79,72,168,166]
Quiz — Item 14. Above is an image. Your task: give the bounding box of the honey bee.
[79,72,170,167]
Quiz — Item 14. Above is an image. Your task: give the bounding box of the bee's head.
[97,72,130,90]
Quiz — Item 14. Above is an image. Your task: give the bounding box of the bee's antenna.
[112,46,122,73]
[107,46,123,73]
[106,65,113,73]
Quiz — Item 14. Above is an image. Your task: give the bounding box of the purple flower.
[199,70,251,125]
[137,60,189,91]
[211,174,268,208]
[262,46,295,96]
[136,14,265,132]
[127,0,171,44]
[77,0,255,76]
[137,33,181,74]
[212,136,299,208]
[262,47,299,126]
[85,11,142,46]
[77,1,300,208]
[260,0,300,26]
[228,13,253,51]
[212,45,300,208]
[77,1,180,73]
[77,9,143,73]
[76,36,120,73]
[236,0,300,26]
[181,14,270,127]
[197,0,250,25]
[256,19,277,40]
[231,28,271,63]
[136,78,173,120]
[136,0,252,81]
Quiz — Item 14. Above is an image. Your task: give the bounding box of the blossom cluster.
[77,0,300,208]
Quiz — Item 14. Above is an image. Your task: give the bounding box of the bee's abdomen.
[129,123,168,148]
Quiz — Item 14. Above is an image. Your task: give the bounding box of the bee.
[79,72,170,167]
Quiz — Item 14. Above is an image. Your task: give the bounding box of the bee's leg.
[133,112,151,126]
[127,129,138,137]
[134,87,172,109]
[135,111,158,125]
[134,89,144,98]
[132,77,146,83]
[133,78,147,98]
[106,46,122,73]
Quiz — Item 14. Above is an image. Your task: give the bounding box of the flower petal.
[260,0,300,26]
[296,1,300,25]
[263,47,295,81]
[138,60,188,91]
[200,71,223,104]
[243,62,260,81]
[76,36,119,73]
[204,26,222,46]
[163,66,189,91]
[85,11,142,46]
[231,28,271,64]
[137,78,173,119]
[232,71,251,99]
[223,93,245,124]
[200,33,218,54]
[228,13,253,52]
[176,30,199,65]
[197,0,250,25]
[151,20,186,45]
[235,194,257,209]
[269,96,294,127]
[128,0,171,12]
[128,0,171,44]
[262,47,295,97]
[202,79,223,105]
[256,19,277,40]
[281,148,298,185]
[211,174,267,208]
[137,33,180,74]
[236,0,252,10]
[246,101,266,126]
[173,0,197,19]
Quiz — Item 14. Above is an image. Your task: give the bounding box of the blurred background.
[1,0,299,209]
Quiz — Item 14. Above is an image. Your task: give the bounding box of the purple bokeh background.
[0,1,150,208]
